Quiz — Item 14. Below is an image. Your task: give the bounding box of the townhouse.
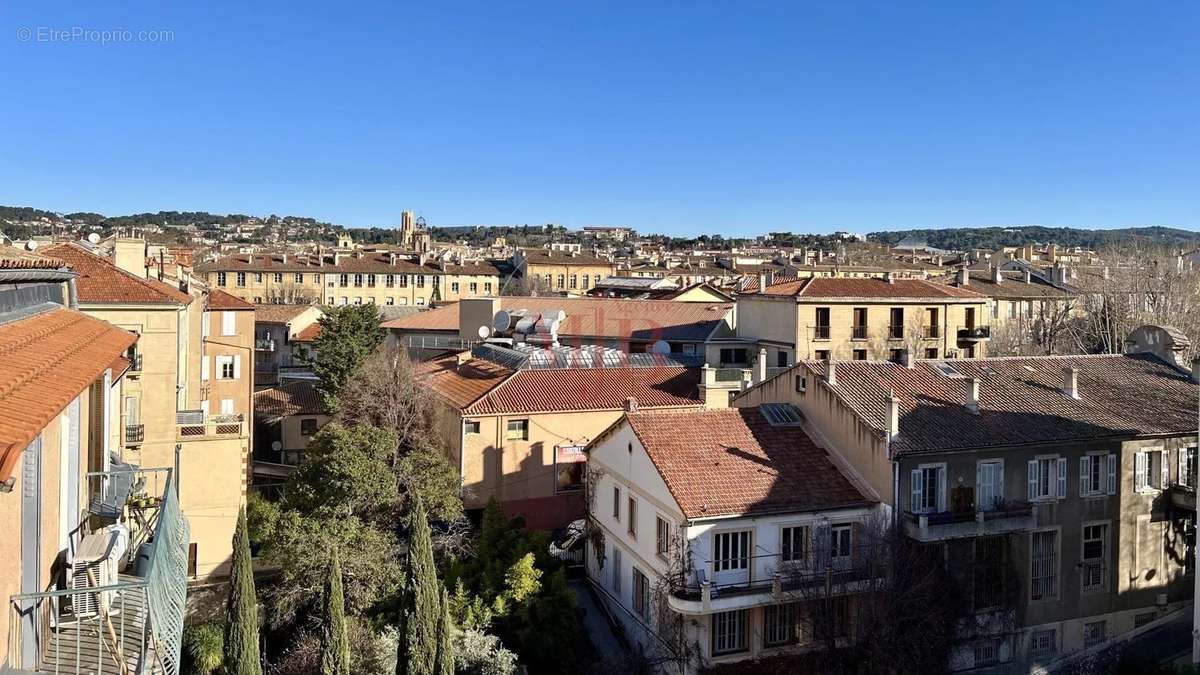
[734,273,990,369]
[252,379,332,495]
[512,248,618,293]
[252,303,323,387]
[585,406,880,672]
[43,241,254,580]
[194,249,505,307]
[942,265,1078,328]
[0,245,189,673]
[733,326,1199,672]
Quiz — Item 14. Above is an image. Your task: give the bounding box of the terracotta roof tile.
[0,307,137,480]
[253,380,329,419]
[0,245,65,270]
[207,289,255,310]
[41,242,193,305]
[194,252,504,276]
[755,276,985,299]
[518,248,616,267]
[292,323,321,342]
[417,355,513,409]
[253,303,315,324]
[624,407,869,518]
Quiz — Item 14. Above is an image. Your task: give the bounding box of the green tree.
[320,549,351,675]
[435,587,454,675]
[301,304,386,411]
[514,569,580,675]
[223,508,262,675]
[397,495,441,675]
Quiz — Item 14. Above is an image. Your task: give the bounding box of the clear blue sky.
[1,1,1196,236]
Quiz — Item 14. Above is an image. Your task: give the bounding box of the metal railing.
[957,326,991,340]
[851,325,867,340]
[888,324,905,339]
[7,468,189,674]
[924,325,940,339]
[403,335,478,352]
[254,338,276,352]
[668,547,879,602]
[714,368,747,382]
[811,325,831,341]
[177,413,245,439]
[129,354,144,372]
[124,424,145,444]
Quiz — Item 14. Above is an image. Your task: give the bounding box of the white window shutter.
[1056,457,1067,498]
[201,355,209,381]
[1028,460,1038,500]
[1080,457,1089,496]
[1181,450,1189,488]
[910,469,922,512]
[1161,451,1170,488]
[233,354,242,379]
[1135,452,1146,491]
[200,399,209,416]
[937,466,947,512]
[201,311,210,338]
[222,311,236,336]
[1107,454,1117,495]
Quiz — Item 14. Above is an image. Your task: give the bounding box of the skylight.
[760,403,804,426]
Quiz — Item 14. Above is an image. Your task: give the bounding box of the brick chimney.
[965,377,980,414]
[1062,367,1080,399]
[623,397,639,413]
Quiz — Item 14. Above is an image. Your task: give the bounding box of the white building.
[585,404,882,672]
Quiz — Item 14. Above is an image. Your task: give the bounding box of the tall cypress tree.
[223,507,262,675]
[435,586,454,675]
[397,494,439,675]
[320,548,351,675]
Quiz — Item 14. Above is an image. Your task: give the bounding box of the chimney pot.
[756,347,768,384]
[1023,268,1032,283]
[965,377,980,414]
[1062,366,1080,399]
[991,265,1002,284]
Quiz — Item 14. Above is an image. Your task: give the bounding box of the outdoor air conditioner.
[68,524,129,618]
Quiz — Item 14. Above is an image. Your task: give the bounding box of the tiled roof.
[935,271,1078,300]
[41,243,193,305]
[756,276,985,300]
[383,297,733,343]
[253,380,329,419]
[518,249,616,267]
[109,356,132,379]
[207,289,255,310]
[623,407,869,519]
[292,323,321,342]
[253,303,314,324]
[420,354,703,414]
[0,307,137,480]
[799,354,1199,455]
[0,245,65,270]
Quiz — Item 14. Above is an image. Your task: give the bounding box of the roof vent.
[1062,367,1080,399]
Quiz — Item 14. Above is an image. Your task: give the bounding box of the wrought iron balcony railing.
[124,423,144,445]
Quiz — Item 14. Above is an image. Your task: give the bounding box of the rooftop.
[0,245,65,270]
[253,380,329,420]
[207,289,255,310]
[254,303,316,324]
[41,242,193,305]
[517,248,615,267]
[752,275,985,300]
[194,251,504,276]
[622,406,870,519]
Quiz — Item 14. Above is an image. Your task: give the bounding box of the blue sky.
[1,1,1196,235]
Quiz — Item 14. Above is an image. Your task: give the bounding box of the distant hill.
[868,226,1200,251]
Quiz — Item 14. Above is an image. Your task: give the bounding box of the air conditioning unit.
[68,525,129,618]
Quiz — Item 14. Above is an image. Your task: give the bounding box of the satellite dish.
[493,310,512,334]
[650,340,671,355]
[25,240,37,251]
[271,440,283,452]
[87,232,101,244]
[477,325,491,339]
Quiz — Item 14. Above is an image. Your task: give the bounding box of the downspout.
[67,277,79,309]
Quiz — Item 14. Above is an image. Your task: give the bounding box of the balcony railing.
[903,500,1034,542]
[176,411,245,439]
[888,325,905,339]
[254,338,276,352]
[7,467,189,674]
[129,354,144,372]
[811,325,831,341]
[851,325,867,340]
[957,326,991,341]
[1169,483,1196,511]
[714,368,747,382]
[124,423,145,445]
[924,325,940,339]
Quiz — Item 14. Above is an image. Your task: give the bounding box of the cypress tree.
[223,507,262,675]
[397,494,439,675]
[320,548,351,675]
[435,586,454,675]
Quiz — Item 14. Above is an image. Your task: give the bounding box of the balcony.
[957,326,992,341]
[851,325,867,340]
[8,467,189,674]
[903,501,1034,543]
[924,325,940,339]
[888,325,905,340]
[124,423,144,445]
[176,411,245,440]
[255,338,276,352]
[128,353,144,372]
[1169,483,1195,511]
[811,325,831,341]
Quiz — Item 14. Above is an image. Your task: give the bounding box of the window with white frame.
[1030,529,1058,601]
[1180,447,1197,488]
[763,603,800,647]
[910,464,945,514]
[781,525,810,565]
[221,311,237,336]
[632,568,649,619]
[830,524,852,569]
[216,355,236,380]
[612,485,620,520]
[977,460,1003,511]
[1028,456,1066,501]
[1080,454,1117,497]
[655,516,669,557]
[219,398,235,415]
[1135,449,1167,492]
[1081,523,1108,592]
[1029,628,1056,656]
[711,609,748,655]
[714,531,750,572]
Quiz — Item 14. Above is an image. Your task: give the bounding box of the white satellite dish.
[493,310,512,334]
[477,325,491,339]
[87,232,101,244]
[25,240,38,251]
[650,340,671,355]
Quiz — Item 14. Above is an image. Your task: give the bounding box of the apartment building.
[419,344,707,529]
[735,273,990,368]
[0,245,189,673]
[943,265,1079,328]
[513,248,618,293]
[732,328,1198,672]
[252,303,323,386]
[585,406,879,671]
[194,250,505,307]
[44,242,253,580]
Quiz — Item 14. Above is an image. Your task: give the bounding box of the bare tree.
[267,282,319,304]
[336,343,439,457]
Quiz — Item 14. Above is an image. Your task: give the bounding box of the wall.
[206,268,505,307]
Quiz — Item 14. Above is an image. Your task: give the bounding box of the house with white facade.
[584,404,882,672]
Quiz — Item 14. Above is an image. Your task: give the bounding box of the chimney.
[825,358,837,386]
[885,392,900,441]
[281,253,288,263]
[955,267,969,286]
[1062,367,1080,399]
[1023,268,1032,283]
[1191,358,1200,385]
[900,349,914,368]
[623,397,639,413]
[884,270,895,284]
[965,377,980,414]
[755,347,768,384]
[991,265,1002,284]
[763,269,775,288]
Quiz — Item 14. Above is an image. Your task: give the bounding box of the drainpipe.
[67,277,79,309]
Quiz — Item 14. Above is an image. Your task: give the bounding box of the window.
[781,525,810,564]
[217,355,236,380]
[1136,449,1167,491]
[1029,629,1057,656]
[925,307,939,337]
[313,274,321,284]
[569,274,578,289]
[1030,529,1058,601]
[252,296,262,304]
[889,348,905,362]
[464,420,481,434]
[1182,447,1198,488]
[611,547,622,594]
[1027,456,1066,501]
[557,274,565,289]
[354,297,363,305]
[973,639,1001,668]
[594,274,601,286]
[554,445,585,493]
[851,307,867,339]
[327,296,334,304]
[221,311,237,336]
[300,418,318,436]
[367,274,376,287]
[255,272,263,283]
[719,348,748,365]
[339,297,348,305]
[910,464,945,514]
[830,524,852,568]
[925,347,938,359]
[1082,523,1109,592]
[484,282,493,293]
[711,610,749,655]
[399,274,408,288]
[219,398,235,415]
[852,349,867,361]
[889,307,904,339]
[385,274,395,287]
[1080,454,1117,496]
[612,486,620,520]
[714,531,750,571]
[776,351,788,367]
[1083,620,1106,648]
[632,568,649,618]
[338,274,348,287]
[236,272,246,287]
[505,419,528,440]
[795,375,807,393]
[764,603,799,647]
[814,307,831,340]
[973,536,1007,611]
[295,273,304,283]
[417,275,425,288]
[627,496,637,537]
[216,272,227,286]
[977,460,1003,511]
[273,272,283,283]
[656,516,669,557]
[469,282,478,293]
[815,349,830,361]
[451,282,460,294]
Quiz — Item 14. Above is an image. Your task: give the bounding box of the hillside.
[868,225,1200,251]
